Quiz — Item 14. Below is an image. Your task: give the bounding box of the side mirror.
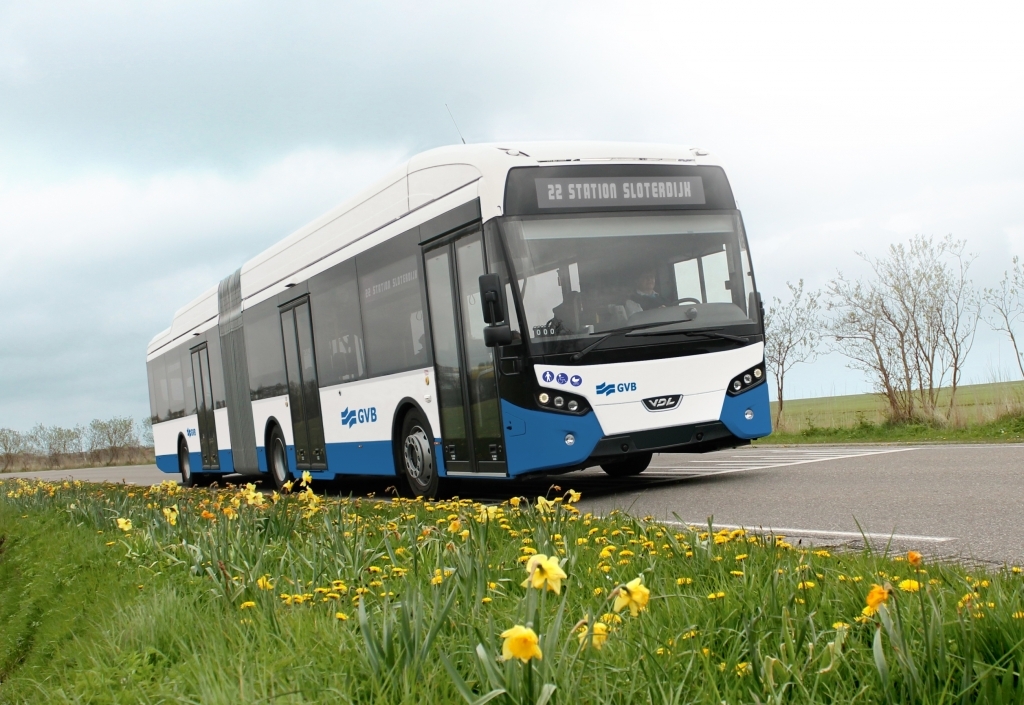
[483,325,513,347]
[479,273,513,347]
[478,273,507,324]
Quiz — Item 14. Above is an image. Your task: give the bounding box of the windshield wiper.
[629,327,751,343]
[570,321,682,362]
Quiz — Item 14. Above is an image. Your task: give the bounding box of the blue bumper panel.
[719,383,773,439]
[216,449,234,474]
[501,400,605,477]
[324,441,397,477]
[257,446,268,473]
[433,438,449,478]
[156,454,178,474]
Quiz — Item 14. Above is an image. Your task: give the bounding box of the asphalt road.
[3,444,1022,565]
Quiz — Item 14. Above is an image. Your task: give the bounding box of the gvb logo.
[186,428,197,438]
[341,407,377,428]
[596,382,637,396]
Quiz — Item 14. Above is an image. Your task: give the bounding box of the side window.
[484,225,522,337]
[703,247,732,303]
[356,229,430,376]
[673,259,702,302]
[166,353,185,419]
[309,258,366,386]
[205,333,227,409]
[147,356,167,423]
[244,301,289,400]
[181,344,197,416]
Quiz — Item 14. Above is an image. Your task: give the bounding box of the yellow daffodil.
[162,505,178,526]
[282,480,294,493]
[500,625,542,662]
[577,621,609,649]
[613,576,651,616]
[866,584,891,611]
[509,497,521,508]
[201,510,216,521]
[536,496,555,513]
[116,517,132,532]
[566,489,582,503]
[522,554,567,594]
[300,471,312,487]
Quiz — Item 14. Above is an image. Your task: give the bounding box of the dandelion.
[833,621,850,629]
[500,625,542,662]
[798,581,816,589]
[593,587,604,596]
[908,550,923,566]
[612,576,651,616]
[577,621,609,650]
[257,575,274,591]
[735,554,748,561]
[104,541,116,546]
[681,629,699,640]
[335,612,349,621]
[116,517,132,532]
[863,584,891,616]
[707,591,726,601]
[898,579,921,593]
[1012,611,1024,619]
[240,601,256,610]
[431,570,444,586]
[481,597,492,604]
[522,554,567,594]
[676,577,693,585]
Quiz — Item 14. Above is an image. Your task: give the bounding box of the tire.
[268,425,291,491]
[398,411,439,499]
[600,452,653,477]
[178,437,197,488]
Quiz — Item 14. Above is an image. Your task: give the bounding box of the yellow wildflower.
[676,577,693,585]
[500,625,542,662]
[730,571,744,577]
[162,505,178,526]
[736,662,752,676]
[256,575,274,591]
[509,496,521,508]
[222,506,238,520]
[335,612,349,621]
[578,622,609,650]
[566,489,582,503]
[866,584,890,610]
[116,517,132,532]
[300,470,312,487]
[613,576,651,616]
[240,601,256,610]
[1012,611,1024,619]
[735,554,748,561]
[898,579,921,593]
[798,581,816,589]
[522,554,567,594]
[907,550,923,566]
[536,496,555,513]
[707,591,726,601]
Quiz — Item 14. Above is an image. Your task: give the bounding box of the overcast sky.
[2,1,1023,430]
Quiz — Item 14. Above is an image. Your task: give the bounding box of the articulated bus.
[146,142,772,497]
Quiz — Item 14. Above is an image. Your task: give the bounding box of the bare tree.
[827,234,978,423]
[981,256,1024,380]
[764,280,821,427]
[89,416,139,465]
[0,428,25,472]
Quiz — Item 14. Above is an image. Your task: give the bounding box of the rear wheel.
[268,425,291,490]
[600,452,653,477]
[178,437,197,488]
[398,411,439,499]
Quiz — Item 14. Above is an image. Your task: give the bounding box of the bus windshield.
[500,212,759,355]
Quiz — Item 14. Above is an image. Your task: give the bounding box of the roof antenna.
[445,103,466,145]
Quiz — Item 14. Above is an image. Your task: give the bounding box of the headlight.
[727,363,766,396]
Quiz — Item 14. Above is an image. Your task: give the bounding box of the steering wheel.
[675,297,701,305]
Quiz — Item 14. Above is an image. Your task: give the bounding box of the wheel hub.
[403,427,433,483]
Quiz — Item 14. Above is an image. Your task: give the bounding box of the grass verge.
[759,411,1024,445]
[2,478,1024,703]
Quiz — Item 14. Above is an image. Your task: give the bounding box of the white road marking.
[643,447,918,476]
[663,520,955,543]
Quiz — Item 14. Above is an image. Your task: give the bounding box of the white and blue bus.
[146,142,771,496]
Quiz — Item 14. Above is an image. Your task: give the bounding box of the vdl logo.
[341,407,377,428]
[595,382,637,396]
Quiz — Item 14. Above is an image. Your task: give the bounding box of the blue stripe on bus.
[256,446,268,473]
[156,454,178,473]
[719,383,772,439]
[324,441,397,476]
[217,449,234,474]
[501,400,605,477]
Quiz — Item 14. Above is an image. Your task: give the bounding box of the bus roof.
[148,141,720,355]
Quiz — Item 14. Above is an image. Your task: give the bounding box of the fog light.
[565,433,575,446]
[567,400,579,411]
[554,396,564,408]
[744,409,754,420]
[754,368,763,379]
[539,393,550,404]
[743,374,752,384]
[732,380,742,391]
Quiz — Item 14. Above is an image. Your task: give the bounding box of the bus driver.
[625,268,670,315]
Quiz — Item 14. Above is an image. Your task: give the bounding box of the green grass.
[2,478,1024,703]
[761,380,1024,444]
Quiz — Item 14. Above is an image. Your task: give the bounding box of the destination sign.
[535,176,705,209]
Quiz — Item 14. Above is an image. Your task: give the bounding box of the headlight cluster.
[726,363,766,396]
[537,389,589,415]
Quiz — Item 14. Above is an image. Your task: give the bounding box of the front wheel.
[600,452,653,477]
[399,411,439,499]
[178,437,197,487]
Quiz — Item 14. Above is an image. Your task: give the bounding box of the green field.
[761,380,1024,444]
[3,478,1024,703]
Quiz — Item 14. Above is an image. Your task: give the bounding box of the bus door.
[279,299,327,470]
[424,229,506,475]
[189,344,220,470]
